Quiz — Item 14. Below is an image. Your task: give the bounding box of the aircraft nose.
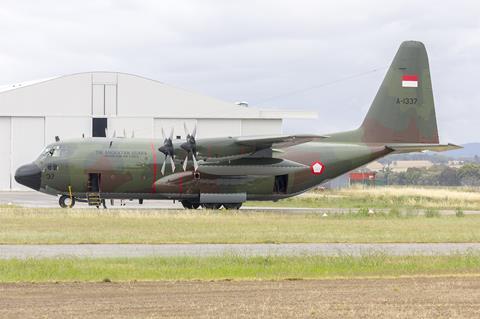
[14,163,42,190]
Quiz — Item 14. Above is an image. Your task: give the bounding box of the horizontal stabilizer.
[386,143,462,153]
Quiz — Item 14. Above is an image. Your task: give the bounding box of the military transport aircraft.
[15,41,459,209]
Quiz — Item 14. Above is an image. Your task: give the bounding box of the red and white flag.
[402,75,418,88]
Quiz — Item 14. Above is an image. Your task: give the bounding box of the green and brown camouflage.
[14,41,460,208]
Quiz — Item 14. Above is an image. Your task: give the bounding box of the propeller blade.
[184,122,189,137]
[192,123,197,138]
[169,127,174,140]
[183,154,188,171]
[192,154,199,171]
[169,156,176,172]
[161,159,166,176]
[161,127,166,140]
[113,130,116,138]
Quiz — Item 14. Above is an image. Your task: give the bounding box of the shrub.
[388,207,401,218]
[455,209,465,217]
[356,208,370,217]
[425,209,440,218]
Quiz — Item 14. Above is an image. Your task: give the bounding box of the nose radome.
[14,163,42,190]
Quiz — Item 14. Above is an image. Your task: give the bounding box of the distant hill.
[444,143,480,159]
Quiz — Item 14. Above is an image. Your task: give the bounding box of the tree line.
[377,164,480,186]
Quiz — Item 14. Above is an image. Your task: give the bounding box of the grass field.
[1,207,480,244]
[1,254,479,282]
[247,186,480,210]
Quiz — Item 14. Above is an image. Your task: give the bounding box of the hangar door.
[11,117,45,190]
[92,84,117,116]
[0,117,11,190]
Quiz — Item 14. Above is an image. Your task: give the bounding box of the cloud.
[0,0,478,142]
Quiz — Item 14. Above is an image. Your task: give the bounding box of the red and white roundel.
[310,161,325,175]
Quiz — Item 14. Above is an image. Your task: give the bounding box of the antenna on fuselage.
[55,136,60,142]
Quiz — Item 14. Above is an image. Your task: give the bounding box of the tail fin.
[359,41,439,144]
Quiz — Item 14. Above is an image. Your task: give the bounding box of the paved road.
[1,243,480,259]
[0,191,183,209]
[1,191,480,215]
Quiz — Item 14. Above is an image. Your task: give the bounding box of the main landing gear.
[180,200,242,210]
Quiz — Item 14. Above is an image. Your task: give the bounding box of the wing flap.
[235,134,327,149]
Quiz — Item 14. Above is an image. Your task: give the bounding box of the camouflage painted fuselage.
[34,137,390,201]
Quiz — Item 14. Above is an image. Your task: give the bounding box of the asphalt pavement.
[1,191,480,215]
[1,243,479,259]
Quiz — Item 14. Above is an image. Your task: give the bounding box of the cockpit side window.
[39,145,70,159]
[51,146,61,157]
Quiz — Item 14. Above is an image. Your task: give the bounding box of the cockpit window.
[51,146,61,157]
[39,145,69,159]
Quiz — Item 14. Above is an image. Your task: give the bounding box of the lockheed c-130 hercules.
[15,41,460,209]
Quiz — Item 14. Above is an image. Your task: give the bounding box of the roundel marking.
[310,161,325,175]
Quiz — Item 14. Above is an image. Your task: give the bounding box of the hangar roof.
[0,72,317,120]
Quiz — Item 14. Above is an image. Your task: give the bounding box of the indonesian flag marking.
[402,74,418,88]
[310,161,325,175]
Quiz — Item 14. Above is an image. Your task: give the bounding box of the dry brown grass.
[248,186,480,210]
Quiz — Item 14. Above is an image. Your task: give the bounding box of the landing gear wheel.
[182,201,201,209]
[59,195,75,208]
[181,201,193,209]
[223,203,242,210]
[202,203,222,210]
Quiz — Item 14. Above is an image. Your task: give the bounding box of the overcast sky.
[0,0,478,143]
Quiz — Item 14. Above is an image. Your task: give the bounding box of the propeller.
[181,123,199,171]
[158,127,176,175]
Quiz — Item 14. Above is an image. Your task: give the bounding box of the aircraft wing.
[386,143,462,153]
[191,134,328,162]
[234,134,328,149]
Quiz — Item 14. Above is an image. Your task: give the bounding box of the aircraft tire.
[181,201,194,209]
[202,203,222,210]
[59,195,75,208]
[223,203,242,210]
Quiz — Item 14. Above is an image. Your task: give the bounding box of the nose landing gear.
[59,194,75,208]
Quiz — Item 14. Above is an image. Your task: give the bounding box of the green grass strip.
[1,254,479,282]
[1,208,480,244]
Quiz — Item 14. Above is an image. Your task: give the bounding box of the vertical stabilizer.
[360,41,439,144]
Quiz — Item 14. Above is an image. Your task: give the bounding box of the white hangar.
[0,72,315,190]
